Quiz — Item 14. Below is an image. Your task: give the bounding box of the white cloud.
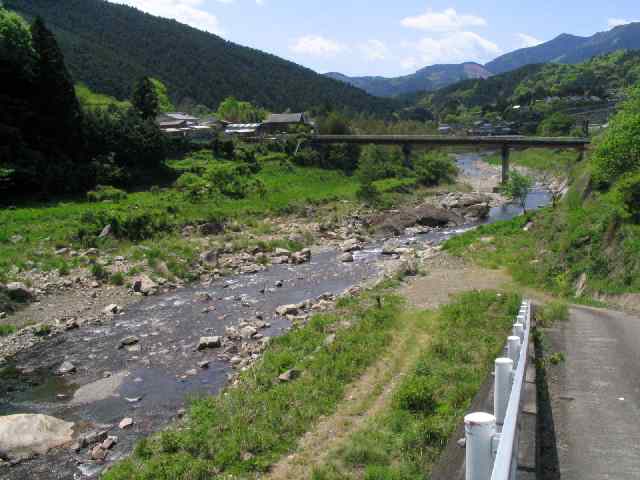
[516,33,542,48]
[109,0,223,34]
[360,39,389,61]
[401,31,501,67]
[401,8,487,32]
[290,35,346,57]
[608,18,636,29]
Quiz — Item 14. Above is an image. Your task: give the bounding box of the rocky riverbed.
[0,152,554,479]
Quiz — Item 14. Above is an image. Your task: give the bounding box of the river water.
[0,153,550,479]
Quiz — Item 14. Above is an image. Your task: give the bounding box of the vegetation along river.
[0,153,551,479]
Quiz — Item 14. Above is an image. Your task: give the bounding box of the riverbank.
[0,150,557,479]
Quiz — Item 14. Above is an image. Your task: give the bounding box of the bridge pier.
[501,144,510,184]
[402,144,413,169]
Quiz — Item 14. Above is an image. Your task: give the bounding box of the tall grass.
[104,290,404,479]
[313,290,521,480]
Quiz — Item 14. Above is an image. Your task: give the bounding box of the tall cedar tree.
[132,77,160,120]
[30,17,83,160]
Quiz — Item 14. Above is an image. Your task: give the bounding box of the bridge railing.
[464,300,532,480]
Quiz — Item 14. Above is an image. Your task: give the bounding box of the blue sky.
[109,1,639,77]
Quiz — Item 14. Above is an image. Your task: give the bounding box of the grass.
[312,290,521,480]
[104,284,406,480]
[0,324,16,336]
[484,148,580,176]
[0,152,360,283]
[536,300,569,327]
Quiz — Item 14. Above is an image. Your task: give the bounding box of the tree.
[150,78,175,113]
[537,112,575,137]
[132,76,159,119]
[414,151,458,187]
[216,97,266,123]
[30,17,84,158]
[504,171,533,213]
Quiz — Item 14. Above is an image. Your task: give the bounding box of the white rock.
[118,418,134,429]
[197,336,222,350]
[0,414,74,462]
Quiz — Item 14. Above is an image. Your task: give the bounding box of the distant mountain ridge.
[331,22,640,98]
[325,62,492,97]
[486,22,640,74]
[5,0,396,114]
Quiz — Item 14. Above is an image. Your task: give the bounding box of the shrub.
[90,262,110,281]
[537,112,575,137]
[414,151,458,187]
[111,272,125,286]
[592,85,640,189]
[503,171,533,212]
[235,145,261,174]
[395,375,437,413]
[87,185,128,202]
[356,181,382,206]
[175,172,209,201]
[0,324,17,336]
[356,145,405,183]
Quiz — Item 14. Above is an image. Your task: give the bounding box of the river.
[0,153,551,479]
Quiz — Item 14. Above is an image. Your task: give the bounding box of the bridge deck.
[309,135,590,149]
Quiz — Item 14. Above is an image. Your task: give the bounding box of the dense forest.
[414,51,640,120]
[0,7,167,196]
[5,0,397,116]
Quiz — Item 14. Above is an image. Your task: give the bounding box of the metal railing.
[465,300,532,480]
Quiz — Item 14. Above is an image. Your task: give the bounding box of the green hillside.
[5,0,396,115]
[418,51,640,118]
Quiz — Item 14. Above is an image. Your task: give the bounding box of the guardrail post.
[494,358,514,427]
[465,412,497,480]
[507,336,521,367]
[513,323,524,342]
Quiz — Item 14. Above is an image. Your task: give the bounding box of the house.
[259,113,311,135]
[224,123,261,137]
[156,112,200,128]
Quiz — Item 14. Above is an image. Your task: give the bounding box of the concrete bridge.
[308,135,590,183]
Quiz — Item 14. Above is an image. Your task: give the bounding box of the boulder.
[98,224,112,239]
[55,361,76,375]
[199,222,224,236]
[291,249,311,265]
[278,369,301,383]
[91,445,107,461]
[0,414,74,462]
[197,336,222,350]
[340,239,361,253]
[276,304,299,316]
[339,252,354,263]
[103,304,120,315]
[273,248,291,257]
[119,336,139,349]
[132,275,157,296]
[240,326,258,339]
[200,250,219,266]
[575,273,588,298]
[6,282,34,302]
[118,418,134,430]
[382,240,401,255]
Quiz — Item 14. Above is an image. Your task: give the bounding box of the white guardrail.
[465,300,532,480]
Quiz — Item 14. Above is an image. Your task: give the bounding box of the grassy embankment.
[103,288,519,480]
[0,152,358,284]
[445,87,640,300]
[484,148,580,176]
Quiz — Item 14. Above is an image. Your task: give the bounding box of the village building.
[259,113,312,135]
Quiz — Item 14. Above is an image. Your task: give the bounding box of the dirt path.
[266,252,511,479]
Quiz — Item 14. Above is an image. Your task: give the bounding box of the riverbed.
[0,153,551,479]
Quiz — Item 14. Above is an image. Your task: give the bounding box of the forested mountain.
[416,50,640,118]
[4,0,396,115]
[486,22,640,74]
[326,63,492,97]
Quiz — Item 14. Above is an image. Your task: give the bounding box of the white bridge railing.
[465,300,532,480]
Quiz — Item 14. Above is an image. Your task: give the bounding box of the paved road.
[547,305,640,479]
